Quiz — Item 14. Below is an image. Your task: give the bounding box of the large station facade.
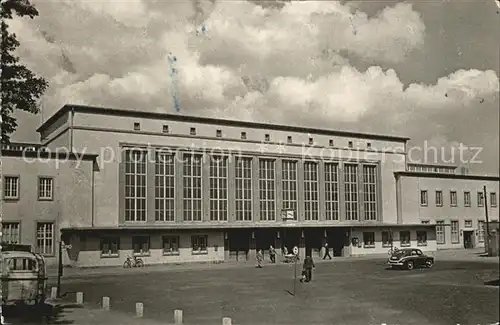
[1,104,499,267]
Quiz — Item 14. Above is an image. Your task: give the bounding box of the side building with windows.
[396,171,499,250]
[1,144,97,267]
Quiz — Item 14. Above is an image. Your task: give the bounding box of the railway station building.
[1,104,498,267]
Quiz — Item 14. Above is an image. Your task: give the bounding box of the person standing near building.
[256,249,263,268]
[301,255,315,282]
[269,245,276,263]
[323,242,332,260]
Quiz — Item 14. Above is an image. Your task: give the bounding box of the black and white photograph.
[1,0,499,324]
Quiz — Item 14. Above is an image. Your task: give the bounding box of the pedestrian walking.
[300,255,315,282]
[256,249,263,268]
[269,245,276,263]
[323,242,332,260]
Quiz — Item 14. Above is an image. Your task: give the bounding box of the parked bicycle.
[123,255,144,268]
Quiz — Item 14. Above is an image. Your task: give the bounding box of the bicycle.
[123,255,144,268]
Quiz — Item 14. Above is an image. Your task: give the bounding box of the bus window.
[7,258,37,271]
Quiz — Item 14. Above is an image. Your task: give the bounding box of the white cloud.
[71,0,155,28]
[9,0,500,172]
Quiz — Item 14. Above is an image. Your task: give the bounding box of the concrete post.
[222,317,232,325]
[50,287,57,299]
[102,297,110,311]
[174,309,183,324]
[76,292,84,304]
[136,303,143,317]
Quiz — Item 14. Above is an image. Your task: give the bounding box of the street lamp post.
[57,238,63,298]
[56,236,71,298]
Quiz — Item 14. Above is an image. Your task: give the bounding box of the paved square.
[54,259,499,325]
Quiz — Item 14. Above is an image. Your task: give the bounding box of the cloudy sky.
[10,0,500,174]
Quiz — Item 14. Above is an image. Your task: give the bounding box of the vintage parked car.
[1,244,48,306]
[387,248,434,270]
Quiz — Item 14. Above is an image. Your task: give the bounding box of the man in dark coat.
[269,245,276,263]
[300,255,315,282]
[323,242,332,259]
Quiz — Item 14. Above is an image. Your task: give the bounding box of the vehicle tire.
[425,259,433,268]
[123,260,132,268]
[406,261,414,270]
[136,259,144,267]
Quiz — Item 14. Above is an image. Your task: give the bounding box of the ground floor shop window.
[363,232,375,248]
[478,221,485,242]
[163,236,180,255]
[399,231,410,247]
[36,222,54,256]
[100,237,120,257]
[436,221,445,244]
[132,236,150,256]
[381,231,392,247]
[1,222,20,244]
[451,220,459,244]
[191,235,208,254]
[416,231,427,246]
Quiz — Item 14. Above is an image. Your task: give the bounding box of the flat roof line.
[395,171,500,181]
[37,104,411,143]
[1,149,98,161]
[407,163,458,168]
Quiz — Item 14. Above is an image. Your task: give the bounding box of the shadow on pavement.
[384,267,413,271]
[2,303,82,324]
[484,279,500,287]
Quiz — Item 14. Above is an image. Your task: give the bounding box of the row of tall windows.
[124,150,378,222]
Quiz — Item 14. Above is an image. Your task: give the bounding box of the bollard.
[50,287,57,299]
[136,302,144,317]
[174,309,183,324]
[76,292,84,304]
[222,317,232,325]
[102,297,110,311]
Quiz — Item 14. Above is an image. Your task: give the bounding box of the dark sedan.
[387,248,434,270]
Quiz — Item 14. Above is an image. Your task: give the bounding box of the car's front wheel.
[406,261,414,270]
[425,259,433,268]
